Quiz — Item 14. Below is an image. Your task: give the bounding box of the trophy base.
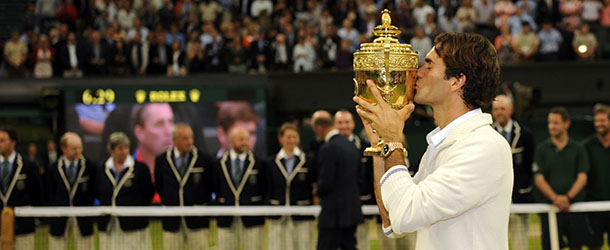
[363,146,382,156]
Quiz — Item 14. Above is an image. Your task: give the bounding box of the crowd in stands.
[2,0,610,79]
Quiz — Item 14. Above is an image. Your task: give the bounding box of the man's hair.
[433,32,500,109]
[132,104,150,127]
[108,132,131,151]
[0,128,18,143]
[217,101,259,131]
[59,132,80,148]
[313,115,333,129]
[594,104,610,120]
[172,123,192,138]
[549,106,570,122]
[278,122,299,137]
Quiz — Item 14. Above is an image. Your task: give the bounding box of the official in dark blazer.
[46,133,95,250]
[155,124,213,250]
[314,115,363,250]
[213,128,267,250]
[492,95,536,250]
[0,128,43,249]
[266,123,316,250]
[95,132,154,250]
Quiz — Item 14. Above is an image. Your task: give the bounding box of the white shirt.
[105,155,135,184]
[68,43,78,68]
[380,111,513,250]
[324,129,340,143]
[229,150,247,163]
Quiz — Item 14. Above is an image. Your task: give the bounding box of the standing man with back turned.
[354,32,513,249]
[315,114,363,250]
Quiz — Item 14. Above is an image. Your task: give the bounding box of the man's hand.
[353,79,414,142]
[553,195,571,212]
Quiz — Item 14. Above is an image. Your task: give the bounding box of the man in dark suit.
[266,123,316,250]
[128,32,149,76]
[58,32,84,78]
[213,127,267,250]
[83,31,111,75]
[95,132,155,250]
[492,95,536,250]
[0,128,43,250]
[315,114,363,250]
[42,139,60,171]
[155,123,213,250]
[148,34,170,75]
[46,132,95,250]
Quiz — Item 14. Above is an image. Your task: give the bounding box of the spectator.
[251,0,273,18]
[536,0,562,25]
[183,13,201,36]
[412,0,436,26]
[320,24,340,70]
[187,40,205,73]
[4,31,28,77]
[573,24,598,60]
[167,40,187,76]
[582,0,603,32]
[534,107,592,250]
[110,38,130,76]
[495,25,516,65]
[516,0,538,19]
[424,13,439,37]
[94,10,113,32]
[128,32,149,75]
[248,31,271,73]
[59,32,84,78]
[292,35,316,73]
[22,4,37,34]
[174,0,197,25]
[537,20,563,61]
[473,0,495,30]
[271,33,290,71]
[166,24,186,52]
[560,0,583,31]
[508,7,538,36]
[199,0,223,23]
[117,1,137,29]
[512,22,540,63]
[55,0,79,30]
[32,35,55,79]
[127,18,150,44]
[36,0,61,33]
[456,0,477,32]
[335,40,353,70]
[149,34,170,75]
[158,0,175,30]
[438,8,461,32]
[337,19,360,52]
[410,26,433,66]
[203,27,225,72]
[494,0,517,29]
[84,31,111,75]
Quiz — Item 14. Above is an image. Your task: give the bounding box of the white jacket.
[381,113,513,250]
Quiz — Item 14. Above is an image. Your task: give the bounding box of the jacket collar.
[427,108,482,148]
[277,147,302,160]
[324,129,340,143]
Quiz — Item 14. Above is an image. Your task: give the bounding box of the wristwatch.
[381,142,405,158]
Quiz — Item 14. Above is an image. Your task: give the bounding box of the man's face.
[492,98,513,127]
[547,113,569,137]
[174,127,194,154]
[414,47,453,106]
[47,141,56,152]
[279,129,300,152]
[230,130,250,154]
[111,144,130,164]
[61,136,83,161]
[0,131,15,156]
[228,121,257,151]
[135,103,174,155]
[594,113,610,137]
[334,112,355,137]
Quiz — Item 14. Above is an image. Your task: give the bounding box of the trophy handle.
[353,78,359,96]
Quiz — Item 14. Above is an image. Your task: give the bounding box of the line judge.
[354,32,513,249]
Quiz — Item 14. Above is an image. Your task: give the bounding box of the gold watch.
[381,142,405,158]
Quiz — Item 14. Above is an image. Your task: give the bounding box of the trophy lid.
[353,9,418,71]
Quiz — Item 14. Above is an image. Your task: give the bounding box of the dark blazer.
[266,149,316,221]
[155,147,213,231]
[58,42,84,71]
[213,151,266,228]
[493,120,536,203]
[352,136,376,206]
[317,133,363,229]
[0,153,43,235]
[148,43,170,74]
[83,41,111,74]
[46,156,96,236]
[94,158,154,232]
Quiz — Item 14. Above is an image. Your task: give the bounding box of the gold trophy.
[353,9,418,156]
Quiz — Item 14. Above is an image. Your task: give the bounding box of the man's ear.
[451,74,466,92]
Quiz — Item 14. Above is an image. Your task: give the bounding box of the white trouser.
[49,217,93,250]
[163,218,209,250]
[217,217,264,250]
[99,217,152,250]
[268,217,314,250]
[14,233,34,250]
[509,213,530,250]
